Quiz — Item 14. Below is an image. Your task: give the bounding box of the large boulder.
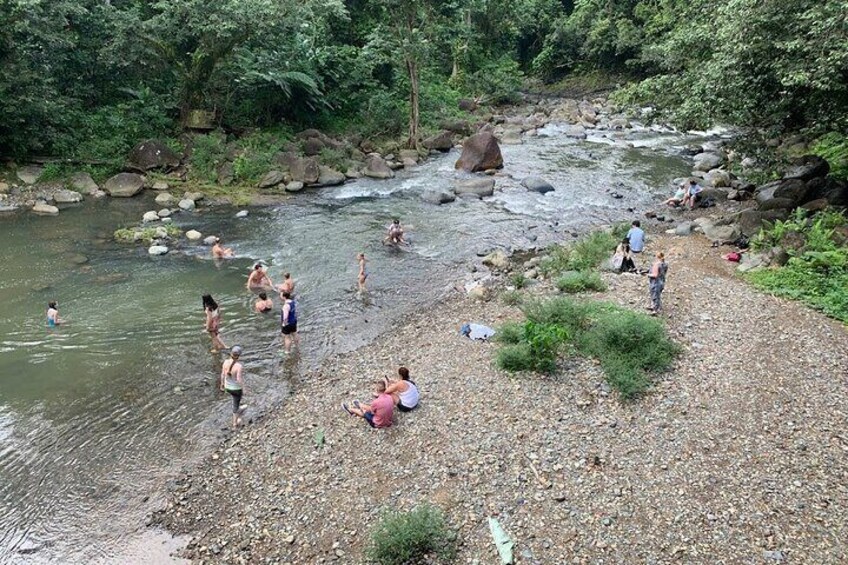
[701,220,740,242]
[440,119,471,135]
[155,192,175,206]
[103,173,145,197]
[693,152,723,172]
[423,130,453,152]
[734,209,766,236]
[804,177,848,207]
[783,155,829,182]
[699,188,729,201]
[755,179,808,205]
[315,166,346,187]
[704,168,731,188]
[217,162,234,186]
[285,181,305,192]
[454,178,495,198]
[32,202,59,215]
[759,197,795,212]
[563,125,587,139]
[521,176,555,194]
[363,155,395,179]
[302,137,324,156]
[290,157,320,184]
[127,139,181,172]
[258,170,285,188]
[70,172,99,194]
[455,132,503,173]
[421,189,456,205]
[17,165,43,185]
[53,189,83,204]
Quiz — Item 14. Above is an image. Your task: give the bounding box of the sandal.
[342,403,354,415]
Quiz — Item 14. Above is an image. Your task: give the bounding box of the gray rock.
[151,180,170,191]
[142,211,160,223]
[564,125,587,139]
[217,162,234,186]
[704,168,731,188]
[184,191,204,202]
[290,157,320,184]
[784,155,829,182]
[315,166,346,187]
[421,190,456,205]
[608,117,630,130]
[148,245,169,256]
[398,149,419,163]
[258,170,285,188]
[103,173,145,198]
[53,189,83,204]
[70,172,99,194]
[701,221,740,242]
[482,250,509,270]
[178,198,195,211]
[127,139,181,172]
[344,168,362,179]
[499,127,523,145]
[32,202,59,215]
[363,155,395,179]
[762,550,785,563]
[423,130,453,152]
[693,152,723,172]
[302,137,324,156]
[157,209,171,218]
[186,230,202,241]
[235,210,249,218]
[699,188,729,201]
[521,176,555,194]
[284,181,304,192]
[203,236,218,246]
[0,204,19,213]
[0,182,8,193]
[674,222,693,236]
[454,132,503,172]
[17,165,43,185]
[734,210,766,236]
[454,178,495,197]
[155,192,175,206]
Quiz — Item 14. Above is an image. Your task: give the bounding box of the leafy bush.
[466,56,523,105]
[366,505,456,565]
[498,298,680,399]
[231,131,285,184]
[318,146,350,171]
[811,133,848,180]
[509,273,527,289]
[541,230,618,276]
[188,133,227,184]
[746,209,848,321]
[501,290,523,307]
[556,271,607,293]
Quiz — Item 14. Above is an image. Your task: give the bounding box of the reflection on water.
[0,123,703,563]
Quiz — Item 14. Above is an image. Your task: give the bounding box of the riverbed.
[0,122,700,563]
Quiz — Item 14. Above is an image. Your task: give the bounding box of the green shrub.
[812,133,848,180]
[509,273,527,289]
[501,290,523,306]
[188,132,227,184]
[556,271,607,293]
[540,230,618,276]
[498,298,680,398]
[366,505,456,565]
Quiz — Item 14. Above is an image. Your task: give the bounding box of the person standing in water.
[202,294,228,352]
[212,237,234,259]
[47,301,64,327]
[280,291,299,354]
[246,264,274,290]
[647,252,668,315]
[220,345,245,428]
[357,253,368,293]
[277,272,295,298]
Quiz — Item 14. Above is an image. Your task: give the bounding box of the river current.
[0,122,704,563]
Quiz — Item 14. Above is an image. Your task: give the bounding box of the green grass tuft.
[500,290,523,306]
[366,505,457,565]
[556,271,607,293]
[540,230,618,276]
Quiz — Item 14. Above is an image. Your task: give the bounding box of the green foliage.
[114,225,182,244]
[466,56,524,105]
[746,209,848,322]
[812,134,848,181]
[188,133,227,184]
[501,290,524,307]
[318,147,350,172]
[556,271,607,293]
[509,273,527,289]
[366,504,456,565]
[541,230,618,276]
[498,298,681,399]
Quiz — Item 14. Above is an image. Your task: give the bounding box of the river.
[0,122,702,563]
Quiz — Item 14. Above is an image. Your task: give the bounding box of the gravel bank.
[156,227,848,564]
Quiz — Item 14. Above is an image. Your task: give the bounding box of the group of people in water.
[612,220,668,314]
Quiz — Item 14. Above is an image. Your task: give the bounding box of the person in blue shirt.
[627,220,645,254]
[682,180,703,209]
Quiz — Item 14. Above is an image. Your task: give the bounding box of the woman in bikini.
[357,253,368,292]
[202,294,228,352]
[220,345,245,428]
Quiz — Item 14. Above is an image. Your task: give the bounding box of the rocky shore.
[155,212,848,563]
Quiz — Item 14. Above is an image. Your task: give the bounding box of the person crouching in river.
[220,346,245,428]
[203,294,228,352]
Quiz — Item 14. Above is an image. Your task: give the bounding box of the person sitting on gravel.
[343,380,394,428]
[662,185,686,207]
[681,180,703,209]
[612,238,636,273]
[382,366,419,412]
[627,220,645,254]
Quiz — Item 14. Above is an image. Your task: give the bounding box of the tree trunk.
[406,58,420,148]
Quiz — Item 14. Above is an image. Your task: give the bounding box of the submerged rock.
[521,176,555,194]
[454,178,495,198]
[148,245,169,256]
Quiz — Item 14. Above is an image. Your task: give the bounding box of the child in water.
[47,301,64,327]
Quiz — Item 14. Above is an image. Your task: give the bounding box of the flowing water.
[0,122,703,563]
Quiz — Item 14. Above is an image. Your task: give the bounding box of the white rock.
[157,209,171,218]
[53,189,83,204]
[235,210,249,218]
[151,181,170,190]
[155,192,175,206]
[203,236,218,246]
[32,202,59,215]
[186,230,202,241]
[178,198,195,211]
[161,217,173,224]
[148,245,169,255]
[142,211,160,223]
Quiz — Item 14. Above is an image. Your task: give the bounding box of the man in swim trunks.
[277,273,295,298]
[280,291,300,354]
[247,264,274,290]
[212,237,234,259]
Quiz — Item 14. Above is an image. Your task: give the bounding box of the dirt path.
[157,228,848,565]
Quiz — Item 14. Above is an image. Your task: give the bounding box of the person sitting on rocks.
[382,366,419,412]
[612,238,636,273]
[254,292,273,313]
[212,237,234,259]
[343,380,394,428]
[663,184,686,207]
[681,180,703,209]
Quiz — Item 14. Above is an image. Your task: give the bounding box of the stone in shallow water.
[148,245,169,256]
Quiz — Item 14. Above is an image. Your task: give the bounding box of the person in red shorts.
[343,380,394,428]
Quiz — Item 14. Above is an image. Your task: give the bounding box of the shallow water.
[0,123,702,563]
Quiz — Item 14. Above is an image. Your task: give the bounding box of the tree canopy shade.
[0,0,845,158]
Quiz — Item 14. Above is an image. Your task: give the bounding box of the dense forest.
[1,0,846,165]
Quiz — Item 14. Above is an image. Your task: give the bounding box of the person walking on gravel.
[647,252,668,315]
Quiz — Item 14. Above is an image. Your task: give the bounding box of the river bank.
[155,208,848,563]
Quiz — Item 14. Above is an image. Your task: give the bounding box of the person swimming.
[47,301,63,327]
[246,263,274,290]
[254,292,273,313]
[212,237,234,259]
